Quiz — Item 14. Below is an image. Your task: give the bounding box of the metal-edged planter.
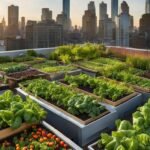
[16,88,118,147]
[0,121,82,150]
[103,93,143,119]
[88,141,99,150]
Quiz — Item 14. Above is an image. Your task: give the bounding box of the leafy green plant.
[50,43,106,63]
[98,99,150,150]
[126,57,150,71]
[23,79,106,118]
[0,90,46,129]
[64,74,133,101]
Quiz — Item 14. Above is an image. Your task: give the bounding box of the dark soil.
[142,71,150,79]
[7,69,46,79]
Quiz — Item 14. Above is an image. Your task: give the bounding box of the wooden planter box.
[5,68,50,88]
[0,123,33,141]
[59,81,138,107]
[18,83,109,125]
[131,84,150,93]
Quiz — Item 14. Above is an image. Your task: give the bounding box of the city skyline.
[0,0,146,27]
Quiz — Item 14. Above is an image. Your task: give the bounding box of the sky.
[0,0,145,27]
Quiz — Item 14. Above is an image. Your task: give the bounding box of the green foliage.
[0,56,12,63]
[98,99,150,150]
[0,90,46,129]
[50,43,106,63]
[24,79,106,118]
[4,64,29,74]
[26,50,37,57]
[64,74,133,101]
[126,57,150,71]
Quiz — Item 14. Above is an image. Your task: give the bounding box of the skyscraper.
[7,5,19,37]
[41,8,52,22]
[63,0,70,19]
[146,0,150,14]
[20,17,25,38]
[82,1,97,41]
[99,1,107,20]
[88,1,96,14]
[116,1,133,47]
[111,0,118,21]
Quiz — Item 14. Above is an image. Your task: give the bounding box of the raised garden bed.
[62,74,138,107]
[5,68,50,88]
[88,98,150,150]
[18,79,110,125]
[0,121,82,150]
[17,79,118,146]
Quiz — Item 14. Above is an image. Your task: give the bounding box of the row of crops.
[0,44,150,149]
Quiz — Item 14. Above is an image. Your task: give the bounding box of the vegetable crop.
[0,125,70,150]
[0,90,46,129]
[23,79,106,118]
[98,99,150,150]
[64,74,133,101]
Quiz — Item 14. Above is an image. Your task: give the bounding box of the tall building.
[146,0,150,14]
[63,0,70,19]
[7,5,19,37]
[82,1,97,41]
[99,1,107,20]
[111,0,118,21]
[116,1,133,47]
[20,17,26,38]
[26,20,63,48]
[88,1,96,14]
[99,2,115,44]
[41,8,52,22]
[26,20,37,48]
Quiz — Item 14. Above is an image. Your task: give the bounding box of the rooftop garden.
[0,43,149,149]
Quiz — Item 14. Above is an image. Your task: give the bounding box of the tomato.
[60,141,65,147]
[32,134,38,139]
[56,138,60,143]
[52,135,56,139]
[48,142,54,147]
[39,138,44,143]
[36,131,41,135]
[38,128,42,132]
[42,131,47,137]
[43,137,48,141]
[63,144,68,148]
[47,133,53,138]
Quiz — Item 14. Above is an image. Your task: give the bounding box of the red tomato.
[56,138,60,143]
[42,131,47,137]
[60,141,65,147]
[47,133,53,138]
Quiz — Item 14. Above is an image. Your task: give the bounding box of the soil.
[7,69,46,80]
[142,71,150,79]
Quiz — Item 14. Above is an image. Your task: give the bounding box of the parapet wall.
[108,46,150,59]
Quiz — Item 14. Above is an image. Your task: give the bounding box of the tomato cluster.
[0,125,70,150]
